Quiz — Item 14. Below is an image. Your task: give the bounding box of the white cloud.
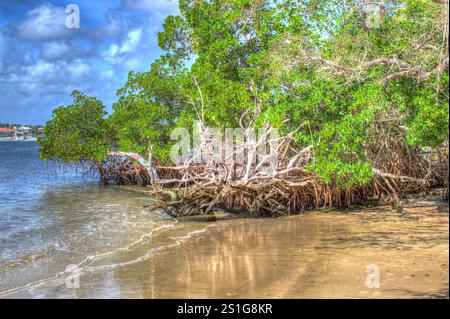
[39,39,89,61]
[40,41,71,60]
[101,69,114,78]
[0,1,175,123]
[25,60,55,78]
[121,28,143,53]
[15,3,71,41]
[2,59,90,84]
[66,60,90,78]
[104,43,120,60]
[103,28,143,62]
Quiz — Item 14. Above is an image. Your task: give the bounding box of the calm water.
[0,142,448,298]
[0,142,181,297]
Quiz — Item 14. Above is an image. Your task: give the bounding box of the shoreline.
[118,184,448,221]
[140,194,448,299]
[1,184,447,298]
[132,193,449,298]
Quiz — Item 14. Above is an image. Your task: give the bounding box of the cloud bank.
[0,0,179,124]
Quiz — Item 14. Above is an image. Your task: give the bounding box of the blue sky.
[0,0,179,124]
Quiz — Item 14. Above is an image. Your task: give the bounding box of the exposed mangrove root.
[145,110,448,218]
[95,103,448,218]
[95,152,176,186]
[148,165,445,218]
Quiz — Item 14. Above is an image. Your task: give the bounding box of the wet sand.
[135,195,448,299]
[2,193,448,298]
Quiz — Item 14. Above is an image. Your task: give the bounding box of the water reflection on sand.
[4,194,448,299]
[140,200,448,298]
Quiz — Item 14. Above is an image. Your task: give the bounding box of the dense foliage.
[39,0,449,188]
[38,91,114,163]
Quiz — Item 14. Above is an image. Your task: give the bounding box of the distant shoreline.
[0,139,37,142]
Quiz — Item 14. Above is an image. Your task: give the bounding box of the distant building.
[16,127,31,139]
[0,125,39,141]
[0,127,16,138]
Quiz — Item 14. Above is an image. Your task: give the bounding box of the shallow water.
[0,142,448,298]
[0,142,174,296]
[68,197,447,299]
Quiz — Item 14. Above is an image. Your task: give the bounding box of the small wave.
[86,225,214,271]
[0,223,178,298]
[0,243,61,274]
[76,223,178,266]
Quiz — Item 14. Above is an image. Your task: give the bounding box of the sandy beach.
[3,191,447,299]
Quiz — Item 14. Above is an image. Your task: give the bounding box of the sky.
[0,0,179,125]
